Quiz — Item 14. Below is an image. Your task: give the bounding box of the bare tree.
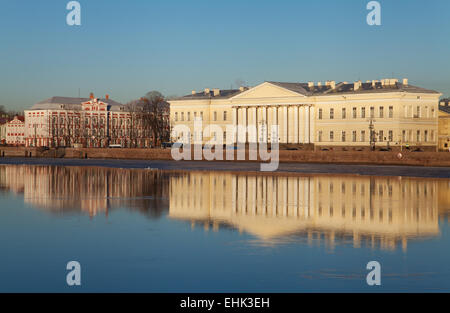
[127,91,169,147]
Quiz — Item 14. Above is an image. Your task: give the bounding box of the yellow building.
[168,171,450,251]
[438,101,450,151]
[169,78,441,150]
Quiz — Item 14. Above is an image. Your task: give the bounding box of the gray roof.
[175,81,440,100]
[172,89,244,100]
[267,81,440,96]
[30,96,125,111]
[440,105,450,114]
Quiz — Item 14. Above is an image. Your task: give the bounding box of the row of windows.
[50,128,146,137]
[51,117,137,126]
[174,111,228,122]
[318,105,436,120]
[318,106,394,120]
[317,130,435,142]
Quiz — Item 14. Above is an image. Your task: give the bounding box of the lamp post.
[368,118,377,151]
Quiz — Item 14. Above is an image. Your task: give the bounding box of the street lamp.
[368,118,377,151]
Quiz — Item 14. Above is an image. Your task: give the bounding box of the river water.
[0,164,449,292]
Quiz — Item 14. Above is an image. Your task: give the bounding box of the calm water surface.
[0,164,449,292]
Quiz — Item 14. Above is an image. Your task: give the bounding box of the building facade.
[169,78,442,150]
[169,171,449,250]
[0,120,8,144]
[439,102,450,151]
[5,115,25,146]
[24,94,153,148]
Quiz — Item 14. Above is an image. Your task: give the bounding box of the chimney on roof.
[192,90,196,95]
[90,92,94,99]
[308,82,314,88]
[105,94,109,100]
[204,88,210,94]
[239,86,246,92]
[330,81,336,89]
[354,81,362,91]
[403,78,408,86]
[213,88,221,97]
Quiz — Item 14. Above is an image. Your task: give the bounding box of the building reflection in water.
[1,165,449,251]
[169,172,450,251]
[0,165,169,218]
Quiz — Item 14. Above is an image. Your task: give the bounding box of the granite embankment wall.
[1,146,450,167]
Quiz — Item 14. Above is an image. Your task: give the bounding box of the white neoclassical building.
[169,79,442,150]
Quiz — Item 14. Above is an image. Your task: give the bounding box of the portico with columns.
[229,82,315,144]
[231,104,314,144]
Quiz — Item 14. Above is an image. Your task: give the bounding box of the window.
[361,107,366,118]
[424,130,428,142]
[318,109,323,119]
[174,112,178,121]
[370,107,374,118]
[416,130,420,142]
[352,131,357,142]
[342,131,346,142]
[353,107,357,118]
[181,112,184,121]
[361,130,366,142]
[342,108,346,119]
[379,130,384,142]
[318,131,323,142]
[214,111,217,121]
[330,108,334,119]
[330,131,334,141]
[223,111,227,121]
[389,106,393,118]
[389,130,393,142]
[416,106,420,118]
[200,112,203,120]
[187,112,191,121]
[402,130,406,142]
[431,130,435,141]
[379,106,384,118]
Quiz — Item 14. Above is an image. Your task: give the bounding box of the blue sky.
[0,0,449,110]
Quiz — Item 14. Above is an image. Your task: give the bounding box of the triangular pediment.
[231,82,307,100]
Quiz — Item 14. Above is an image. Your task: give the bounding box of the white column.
[304,105,310,144]
[272,106,278,143]
[282,106,288,143]
[237,108,242,143]
[232,107,237,144]
[261,106,267,142]
[242,107,247,143]
[310,105,315,143]
[250,107,257,143]
[294,106,299,144]
[299,106,305,143]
